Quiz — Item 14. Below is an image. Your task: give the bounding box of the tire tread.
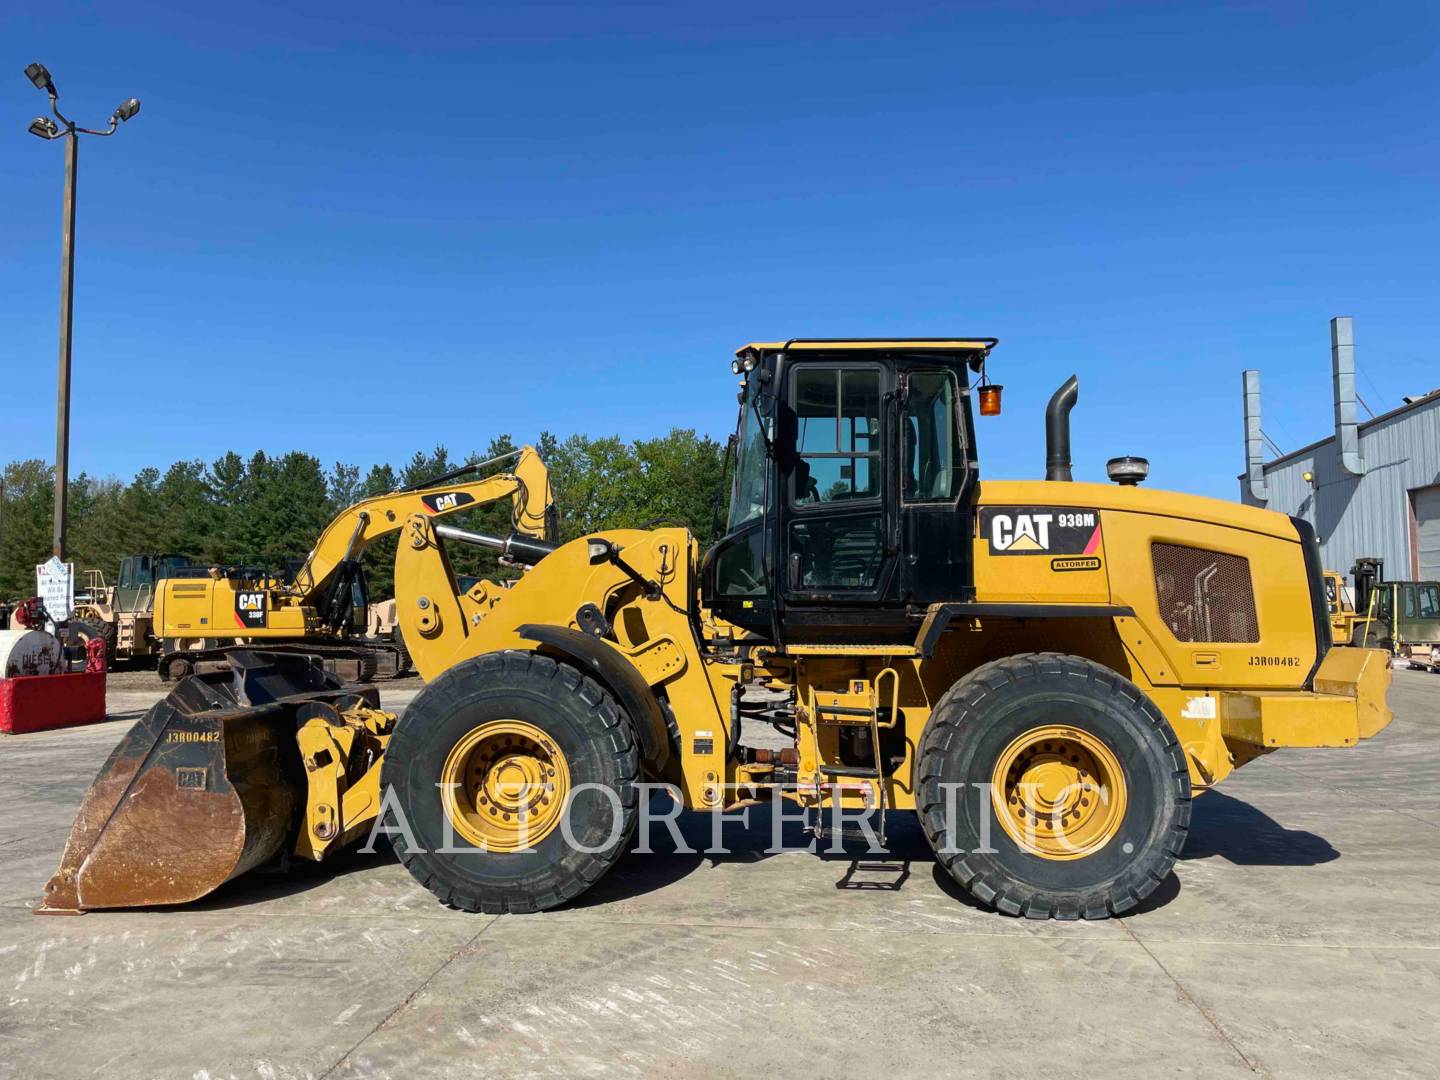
[916,652,1191,921]
[382,649,641,915]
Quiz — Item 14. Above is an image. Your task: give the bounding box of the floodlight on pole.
[25,61,54,93]
[22,63,142,565]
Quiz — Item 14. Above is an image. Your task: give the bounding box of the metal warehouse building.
[1239,317,1440,582]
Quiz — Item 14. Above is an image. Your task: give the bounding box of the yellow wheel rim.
[440,719,571,852]
[991,725,1127,861]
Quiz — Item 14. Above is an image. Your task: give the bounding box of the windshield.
[727,376,770,531]
[1417,584,1440,619]
[157,556,191,581]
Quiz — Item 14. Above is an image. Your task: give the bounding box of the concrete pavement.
[1,670,1437,1078]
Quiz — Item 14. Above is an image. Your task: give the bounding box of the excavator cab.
[703,339,994,643]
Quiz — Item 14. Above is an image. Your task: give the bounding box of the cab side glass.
[793,368,880,505]
[903,371,959,501]
[789,517,884,590]
[713,527,767,597]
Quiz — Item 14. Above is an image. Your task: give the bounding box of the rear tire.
[382,649,641,913]
[916,653,1190,920]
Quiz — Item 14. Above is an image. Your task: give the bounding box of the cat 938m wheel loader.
[40,339,1393,920]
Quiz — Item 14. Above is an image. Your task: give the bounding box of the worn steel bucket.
[38,651,373,914]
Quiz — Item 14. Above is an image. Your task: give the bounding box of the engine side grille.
[1151,543,1259,643]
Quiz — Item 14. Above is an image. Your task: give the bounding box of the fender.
[517,624,670,774]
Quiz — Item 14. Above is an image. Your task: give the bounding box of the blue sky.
[2,1,1435,500]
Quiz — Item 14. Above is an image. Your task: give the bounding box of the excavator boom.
[292,445,554,602]
[151,446,554,679]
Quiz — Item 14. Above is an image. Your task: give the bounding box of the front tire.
[382,650,641,914]
[916,653,1190,920]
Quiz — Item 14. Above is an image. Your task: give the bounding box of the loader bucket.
[37,651,376,914]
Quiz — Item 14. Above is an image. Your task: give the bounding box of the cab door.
[896,367,973,604]
[776,361,899,639]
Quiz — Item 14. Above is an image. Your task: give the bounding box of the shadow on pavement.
[172,842,399,912]
[139,790,1303,916]
[1180,789,1339,866]
[576,797,929,907]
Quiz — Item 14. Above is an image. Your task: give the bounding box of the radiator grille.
[1151,543,1259,643]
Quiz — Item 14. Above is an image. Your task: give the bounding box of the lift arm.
[290,445,553,606]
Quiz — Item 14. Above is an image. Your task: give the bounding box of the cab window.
[792,368,880,505]
[713,526,767,597]
[790,517,884,590]
[903,371,959,501]
[1419,584,1440,619]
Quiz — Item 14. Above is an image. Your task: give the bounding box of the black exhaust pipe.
[1045,375,1079,482]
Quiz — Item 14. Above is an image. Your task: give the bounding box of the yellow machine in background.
[42,339,1391,922]
[1323,569,1375,644]
[151,447,553,681]
[70,554,195,665]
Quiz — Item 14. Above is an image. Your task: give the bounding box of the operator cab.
[117,553,193,608]
[702,338,996,644]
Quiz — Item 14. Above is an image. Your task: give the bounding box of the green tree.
[328,462,362,510]
[401,446,452,489]
[154,461,217,557]
[0,460,54,599]
[208,451,248,560]
[1,426,730,609]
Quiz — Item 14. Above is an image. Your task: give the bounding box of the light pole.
[24,62,141,561]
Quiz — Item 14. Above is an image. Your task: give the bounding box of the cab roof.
[736,338,998,366]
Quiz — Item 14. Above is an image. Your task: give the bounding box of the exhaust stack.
[1332,316,1364,476]
[1243,369,1268,502]
[1045,375,1079,481]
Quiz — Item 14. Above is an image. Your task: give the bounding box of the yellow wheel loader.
[150,447,554,682]
[40,339,1392,920]
[70,554,195,666]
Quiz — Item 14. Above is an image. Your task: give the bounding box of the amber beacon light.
[978,383,1003,415]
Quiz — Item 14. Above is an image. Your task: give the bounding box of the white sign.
[36,556,75,622]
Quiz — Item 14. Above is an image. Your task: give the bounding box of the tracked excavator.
[40,339,1392,920]
[151,447,554,682]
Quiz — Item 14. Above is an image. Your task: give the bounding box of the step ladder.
[806,667,900,847]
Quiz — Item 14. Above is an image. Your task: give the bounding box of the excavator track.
[158,641,402,683]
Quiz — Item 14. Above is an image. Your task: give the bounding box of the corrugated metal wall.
[1240,397,1440,578]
